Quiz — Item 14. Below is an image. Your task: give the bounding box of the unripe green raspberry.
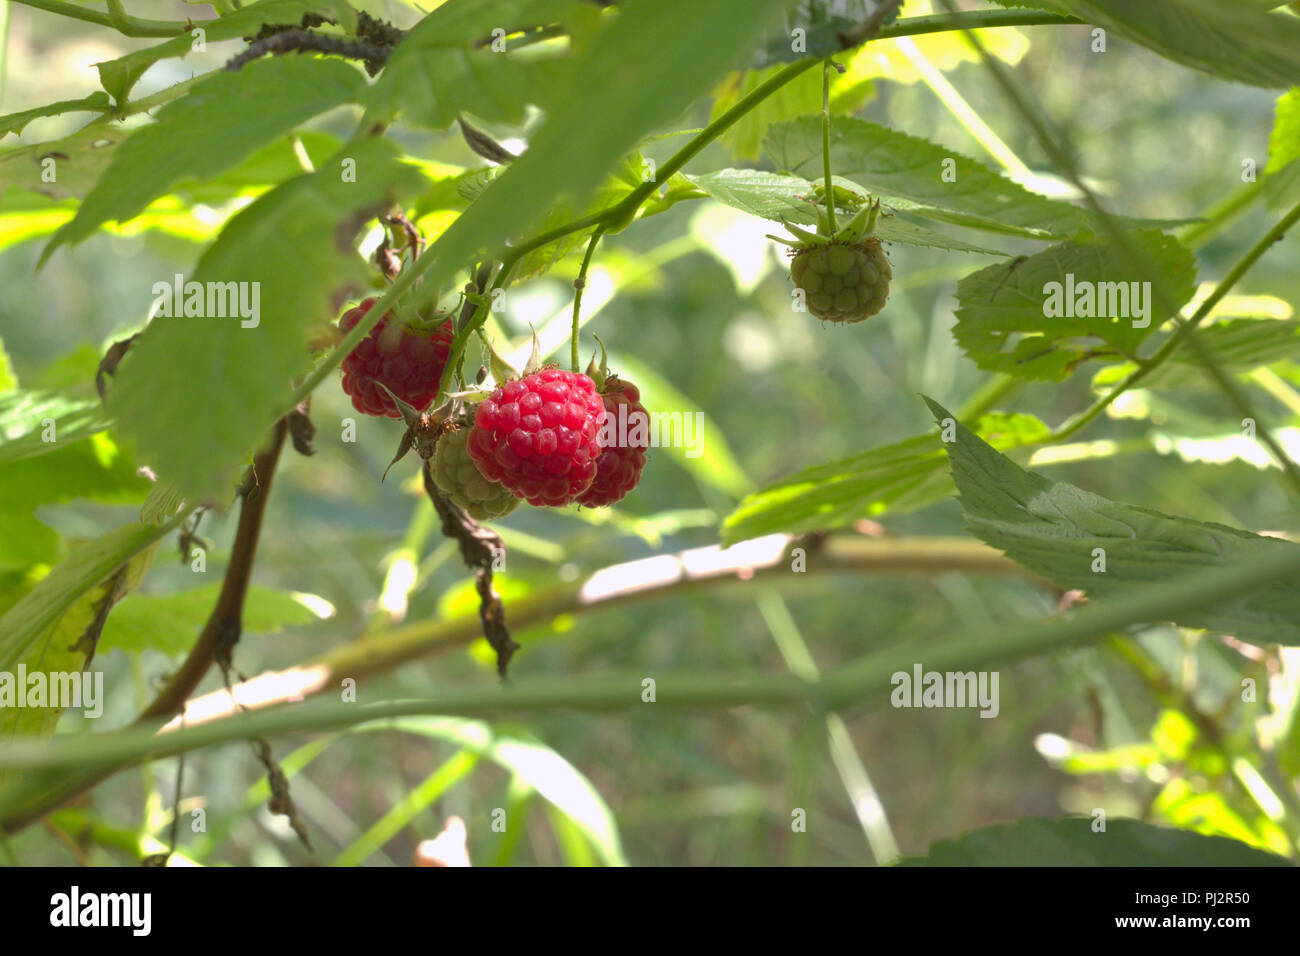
[790,237,892,323]
[432,426,520,520]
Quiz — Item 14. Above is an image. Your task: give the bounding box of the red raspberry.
[578,378,648,507]
[339,298,454,418]
[467,368,606,507]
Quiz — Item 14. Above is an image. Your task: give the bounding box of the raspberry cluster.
[339,298,454,418]
[467,368,607,507]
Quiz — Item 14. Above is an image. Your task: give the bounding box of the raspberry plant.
[1,0,1300,877]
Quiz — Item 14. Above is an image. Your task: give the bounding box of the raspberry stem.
[821,58,837,236]
[571,227,605,372]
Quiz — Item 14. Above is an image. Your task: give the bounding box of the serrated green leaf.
[687,168,1009,255]
[767,116,1187,240]
[0,93,111,139]
[0,432,150,514]
[512,152,647,280]
[1039,0,1300,90]
[0,518,177,673]
[899,817,1289,866]
[873,214,1012,256]
[184,131,345,202]
[45,57,366,260]
[365,0,574,130]
[99,585,330,656]
[108,138,425,500]
[95,0,358,105]
[925,397,1300,644]
[953,231,1197,381]
[722,411,1048,545]
[0,390,109,466]
[0,541,158,789]
[1094,319,1300,392]
[0,124,128,201]
[139,481,187,527]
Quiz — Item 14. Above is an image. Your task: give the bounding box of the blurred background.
[1,0,1297,865]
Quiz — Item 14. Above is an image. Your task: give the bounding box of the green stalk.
[2,545,1296,779]
[571,227,604,372]
[822,58,837,235]
[9,0,190,36]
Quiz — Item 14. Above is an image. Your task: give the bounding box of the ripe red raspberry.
[467,368,606,507]
[339,298,454,418]
[578,378,648,507]
[790,237,891,323]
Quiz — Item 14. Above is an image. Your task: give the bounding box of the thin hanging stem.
[822,58,837,235]
[572,228,605,372]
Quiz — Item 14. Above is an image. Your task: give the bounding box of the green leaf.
[953,231,1197,381]
[1267,89,1300,173]
[0,338,16,392]
[0,514,60,570]
[0,542,157,789]
[766,116,1185,240]
[1264,89,1300,210]
[899,817,1290,866]
[0,432,150,514]
[0,389,109,466]
[686,168,1009,256]
[609,352,753,500]
[0,93,111,138]
[511,152,647,281]
[925,397,1300,644]
[1039,0,1300,90]
[365,0,573,130]
[139,480,187,527]
[94,0,358,105]
[99,585,331,656]
[108,138,425,500]
[184,131,345,202]
[45,57,366,259]
[1093,319,1300,391]
[0,123,128,201]
[722,412,1048,545]
[0,517,177,672]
